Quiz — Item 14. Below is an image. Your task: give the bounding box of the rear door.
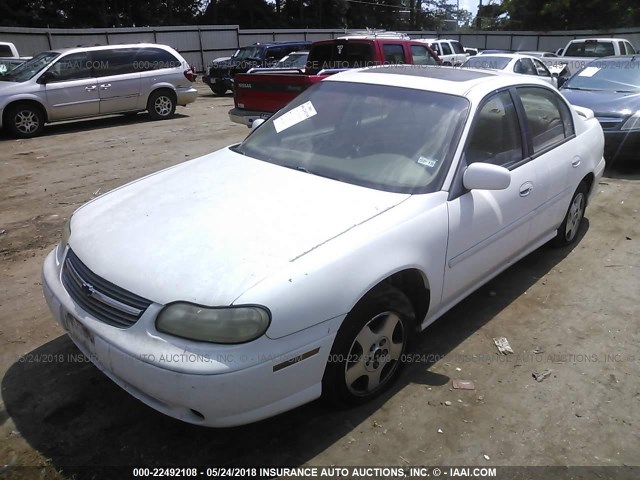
[514,86,579,242]
[44,52,99,121]
[93,48,141,114]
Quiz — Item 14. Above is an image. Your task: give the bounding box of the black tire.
[552,181,588,247]
[322,284,415,406]
[147,90,176,120]
[211,84,227,96]
[6,103,45,138]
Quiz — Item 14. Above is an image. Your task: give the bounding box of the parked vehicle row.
[202,40,312,96]
[229,33,441,126]
[462,53,559,87]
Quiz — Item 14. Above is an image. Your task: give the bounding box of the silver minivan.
[0,43,198,138]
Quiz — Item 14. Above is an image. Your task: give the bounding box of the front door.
[443,90,541,303]
[44,52,99,121]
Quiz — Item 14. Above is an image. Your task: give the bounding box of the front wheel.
[211,84,227,96]
[147,91,176,120]
[552,181,588,247]
[6,104,45,138]
[323,284,415,406]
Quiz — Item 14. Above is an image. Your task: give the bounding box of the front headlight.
[156,303,270,344]
[621,111,640,131]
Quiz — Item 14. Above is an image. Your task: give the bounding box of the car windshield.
[2,51,60,82]
[232,46,263,61]
[234,81,469,194]
[276,53,308,69]
[563,59,640,92]
[463,56,511,70]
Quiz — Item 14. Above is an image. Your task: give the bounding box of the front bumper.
[202,75,232,90]
[42,248,339,427]
[603,130,640,164]
[228,107,272,127]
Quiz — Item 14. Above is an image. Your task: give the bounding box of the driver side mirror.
[463,163,511,191]
[38,71,55,84]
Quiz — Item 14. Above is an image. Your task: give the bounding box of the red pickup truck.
[229,36,441,126]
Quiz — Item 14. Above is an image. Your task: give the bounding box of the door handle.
[99,83,111,90]
[519,182,534,197]
[572,157,581,168]
[85,85,96,91]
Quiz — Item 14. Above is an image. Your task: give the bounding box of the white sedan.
[462,53,559,87]
[42,66,605,427]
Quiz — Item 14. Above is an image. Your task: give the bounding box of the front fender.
[234,193,450,339]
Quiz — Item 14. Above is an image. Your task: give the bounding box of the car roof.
[247,41,310,47]
[569,38,621,43]
[49,43,179,56]
[326,65,554,99]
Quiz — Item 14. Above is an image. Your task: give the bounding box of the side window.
[411,45,437,65]
[618,41,627,55]
[0,45,12,56]
[441,42,452,55]
[430,43,441,56]
[47,52,92,81]
[451,41,465,54]
[93,49,137,77]
[132,48,181,72]
[382,44,406,64]
[265,47,285,62]
[466,90,523,168]
[533,58,550,76]
[626,42,636,54]
[517,87,574,154]
[516,58,537,75]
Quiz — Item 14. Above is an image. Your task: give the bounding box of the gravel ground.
[0,81,639,479]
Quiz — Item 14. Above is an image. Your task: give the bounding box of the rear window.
[463,56,511,70]
[565,41,615,57]
[307,41,376,74]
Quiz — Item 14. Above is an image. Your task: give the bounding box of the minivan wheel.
[6,104,44,138]
[323,284,415,406]
[552,181,588,247]
[147,91,176,120]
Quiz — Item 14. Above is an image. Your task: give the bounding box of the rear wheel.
[323,284,415,406]
[6,104,45,138]
[147,90,176,120]
[552,181,588,247]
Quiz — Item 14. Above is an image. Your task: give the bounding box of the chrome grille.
[61,249,151,328]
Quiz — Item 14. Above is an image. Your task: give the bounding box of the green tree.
[501,0,640,30]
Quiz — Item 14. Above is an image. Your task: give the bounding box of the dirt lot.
[0,81,639,479]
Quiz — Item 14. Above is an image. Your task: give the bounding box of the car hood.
[0,80,24,91]
[561,88,640,117]
[70,148,409,306]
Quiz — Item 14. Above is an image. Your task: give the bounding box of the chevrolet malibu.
[42,66,605,427]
